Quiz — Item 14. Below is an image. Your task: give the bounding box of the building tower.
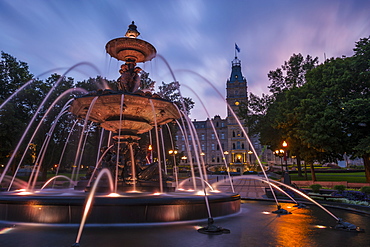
[175,54,258,174]
[226,56,250,173]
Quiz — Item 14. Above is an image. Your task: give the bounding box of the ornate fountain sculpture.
[69,22,180,189]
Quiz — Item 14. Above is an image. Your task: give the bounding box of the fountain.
[0,22,240,227]
[0,22,368,247]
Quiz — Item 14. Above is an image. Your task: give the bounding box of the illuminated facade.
[176,56,270,173]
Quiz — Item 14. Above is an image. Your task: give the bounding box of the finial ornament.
[125,21,140,38]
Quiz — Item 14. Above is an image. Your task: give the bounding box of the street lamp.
[169,149,178,186]
[247,150,253,164]
[273,149,285,172]
[282,141,291,185]
[223,151,229,162]
[282,141,288,171]
[148,144,153,163]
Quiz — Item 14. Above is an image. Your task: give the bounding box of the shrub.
[334,185,346,193]
[310,184,322,193]
[360,186,370,195]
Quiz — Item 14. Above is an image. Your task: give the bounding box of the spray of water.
[0,63,93,186]
[40,175,75,190]
[74,168,114,245]
[149,99,164,193]
[174,69,280,207]
[181,84,235,193]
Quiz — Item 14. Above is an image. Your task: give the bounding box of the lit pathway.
[206,175,268,199]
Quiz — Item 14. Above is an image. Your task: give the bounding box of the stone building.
[176,55,271,173]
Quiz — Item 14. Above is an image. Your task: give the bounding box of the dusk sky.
[1,0,369,120]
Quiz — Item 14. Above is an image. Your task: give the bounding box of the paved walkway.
[182,175,268,199]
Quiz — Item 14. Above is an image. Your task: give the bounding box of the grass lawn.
[290,172,367,183]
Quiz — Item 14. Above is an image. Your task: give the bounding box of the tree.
[268,53,318,95]
[242,53,319,178]
[0,52,45,169]
[289,36,370,182]
[139,71,155,92]
[158,81,194,115]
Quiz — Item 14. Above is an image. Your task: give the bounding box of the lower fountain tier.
[69,92,180,134]
[0,192,240,224]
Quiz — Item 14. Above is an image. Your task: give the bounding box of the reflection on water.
[270,203,315,247]
[0,200,369,247]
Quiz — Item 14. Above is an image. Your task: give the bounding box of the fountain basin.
[105,37,157,63]
[69,92,180,135]
[0,191,240,224]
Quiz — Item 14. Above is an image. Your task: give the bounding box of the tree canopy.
[241,36,370,182]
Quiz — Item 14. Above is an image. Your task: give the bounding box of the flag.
[235,43,240,53]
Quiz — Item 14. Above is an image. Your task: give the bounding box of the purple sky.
[0,0,369,120]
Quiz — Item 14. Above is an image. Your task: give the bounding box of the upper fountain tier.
[105,21,157,63]
[70,22,180,140]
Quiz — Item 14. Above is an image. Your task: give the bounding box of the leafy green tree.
[268,53,318,95]
[242,53,319,178]
[158,81,194,115]
[139,71,155,92]
[0,52,45,169]
[291,36,370,182]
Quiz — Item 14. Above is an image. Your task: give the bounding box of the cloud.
[0,0,369,120]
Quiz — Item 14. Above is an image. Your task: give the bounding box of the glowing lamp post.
[247,150,253,164]
[273,149,285,172]
[282,141,288,171]
[169,149,178,186]
[223,151,229,163]
[282,141,291,185]
[148,144,153,163]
